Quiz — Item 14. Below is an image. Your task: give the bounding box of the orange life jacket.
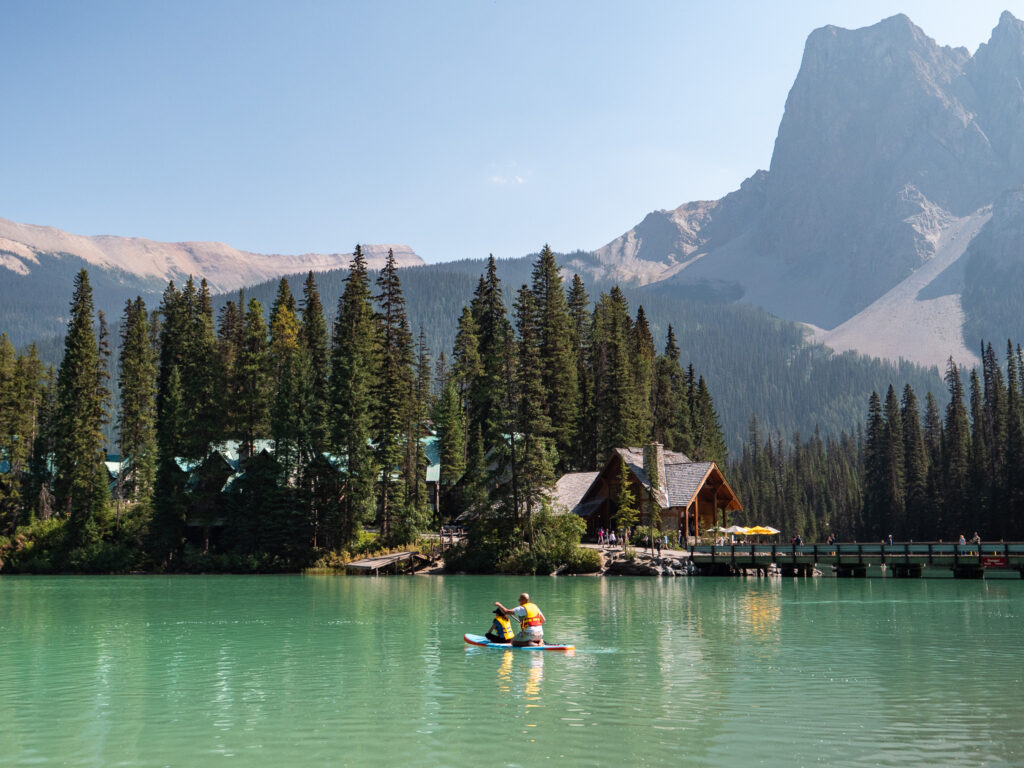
[520,602,544,628]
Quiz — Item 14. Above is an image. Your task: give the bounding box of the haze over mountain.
[582,11,1024,369]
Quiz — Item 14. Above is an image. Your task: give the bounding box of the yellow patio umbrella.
[746,526,780,535]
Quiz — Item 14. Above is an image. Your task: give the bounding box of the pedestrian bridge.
[686,541,1024,578]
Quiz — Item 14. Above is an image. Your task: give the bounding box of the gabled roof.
[569,445,742,514]
[553,471,599,513]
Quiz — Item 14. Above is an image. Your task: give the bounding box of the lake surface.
[1,574,1022,767]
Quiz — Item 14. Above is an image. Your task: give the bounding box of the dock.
[345,550,435,574]
[683,541,1024,578]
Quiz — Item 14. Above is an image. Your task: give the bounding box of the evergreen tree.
[234,298,271,458]
[922,391,944,530]
[374,249,415,541]
[513,284,556,545]
[942,359,971,537]
[900,384,927,540]
[328,245,379,547]
[862,390,886,539]
[530,245,578,470]
[632,305,655,443]
[269,278,303,474]
[404,328,432,530]
[592,287,640,458]
[691,376,728,465]
[434,378,465,519]
[54,269,110,549]
[567,274,594,470]
[300,271,330,452]
[1005,340,1024,536]
[117,297,158,514]
[613,454,639,531]
[881,384,905,538]
[468,256,514,453]
[652,325,688,452]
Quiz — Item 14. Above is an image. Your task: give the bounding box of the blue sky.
[1,1,1018,263]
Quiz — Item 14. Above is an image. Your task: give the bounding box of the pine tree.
[468,256,514,454]
[900,384,927,540]
[592,287,640,458]
[54,269,111,549]
[692,376,728,465]
[328,245,379,547]
[434,378,465,518]
[1005,340,1024,536]
[404,328,432,529]
[652,325,688,452]
[881,384,905,538]
[862,390,886,539]
[566,274,594,470]
[922,391,944,531]
[374,249,415,541]
[269,278,303,473]
[300,272,331,453]
[234,298,271,458]
[530,245,578,470]
[632,305,655,443]
[613,455,639,531]
[513,284,556,545]
[117,297,158,515]
[942,359,971,537]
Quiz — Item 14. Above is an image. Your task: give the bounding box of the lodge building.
[555,443,742,543]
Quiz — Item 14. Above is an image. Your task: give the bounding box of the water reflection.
[2,576,1023,768]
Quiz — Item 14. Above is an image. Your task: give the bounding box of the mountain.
[0,217,424,345]
[588,12,1024,369]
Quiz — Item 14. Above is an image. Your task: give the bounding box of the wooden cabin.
[554,443,742,542]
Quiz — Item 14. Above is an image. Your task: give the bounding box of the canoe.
[463,633,575,651]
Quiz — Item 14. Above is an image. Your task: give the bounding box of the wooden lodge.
[555,443,742,542]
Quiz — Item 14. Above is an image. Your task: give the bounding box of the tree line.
[0,246,727,572]
[731,343,1024,543]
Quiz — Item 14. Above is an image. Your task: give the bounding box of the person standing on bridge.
[495,593,545,647]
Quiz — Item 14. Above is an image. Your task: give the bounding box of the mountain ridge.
[0,216,424,294]
[581,11,1024,370]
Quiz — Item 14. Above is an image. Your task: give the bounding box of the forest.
[2,242,1022,574]
[0,246,727,573]
[731,342,1024,544]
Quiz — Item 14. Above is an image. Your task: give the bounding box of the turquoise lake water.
[1,574,1022,767]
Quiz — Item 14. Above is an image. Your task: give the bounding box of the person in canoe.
[484,607,515,644]
[494,593,545,647]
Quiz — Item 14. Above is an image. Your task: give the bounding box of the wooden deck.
[684,541,1024,577]
[346,551,428,574]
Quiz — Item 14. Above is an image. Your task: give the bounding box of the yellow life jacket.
[520,602,544,628]
[493,615,514,641]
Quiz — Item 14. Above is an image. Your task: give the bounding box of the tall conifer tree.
[374,249,415,541]
[329,245,379,546]
[530,245,578,470]
[54,269,110,548]
[117,297,158,513]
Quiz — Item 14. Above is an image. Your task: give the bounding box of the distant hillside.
[0,217,423,346]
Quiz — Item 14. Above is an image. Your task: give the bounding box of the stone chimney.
[642,443,666,495]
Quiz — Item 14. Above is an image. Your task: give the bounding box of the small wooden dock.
[346,551,434,574]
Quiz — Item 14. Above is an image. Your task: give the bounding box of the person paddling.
[484,607,515,644]
[495,593,545,647]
